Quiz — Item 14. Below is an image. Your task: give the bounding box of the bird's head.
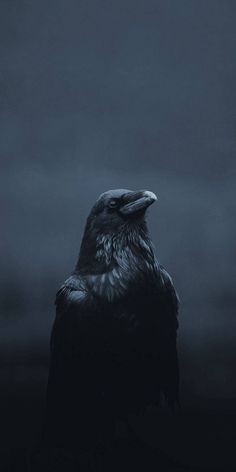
[76,189,157,274]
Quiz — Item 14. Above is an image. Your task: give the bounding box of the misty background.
[1,0,236,470]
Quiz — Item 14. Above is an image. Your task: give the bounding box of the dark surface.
[1,0,236,470]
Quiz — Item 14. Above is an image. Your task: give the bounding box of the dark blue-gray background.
[1,0,236,469]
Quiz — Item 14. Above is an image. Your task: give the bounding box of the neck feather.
[76,222,159,302]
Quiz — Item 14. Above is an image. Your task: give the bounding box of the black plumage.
[43,189,179,451]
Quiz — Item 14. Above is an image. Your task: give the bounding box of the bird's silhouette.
[42,188,179,469]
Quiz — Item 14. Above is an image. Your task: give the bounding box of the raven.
[43,188,179,454]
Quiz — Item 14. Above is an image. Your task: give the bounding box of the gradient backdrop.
[1,1,236,470]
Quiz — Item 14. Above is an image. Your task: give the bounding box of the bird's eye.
[108,199,118,209]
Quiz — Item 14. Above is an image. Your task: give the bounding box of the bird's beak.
[120,190,157,216]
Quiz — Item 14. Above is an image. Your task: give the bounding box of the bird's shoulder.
[158,264,180,317]
[55,274,89,311]
[51,274,93,353]
[159,265,178,291]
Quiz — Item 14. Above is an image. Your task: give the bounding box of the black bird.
[43,188,179,457]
